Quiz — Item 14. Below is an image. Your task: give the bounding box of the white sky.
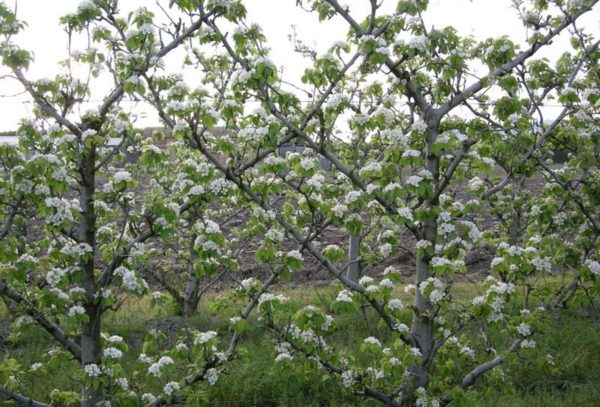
[0,0,597,131]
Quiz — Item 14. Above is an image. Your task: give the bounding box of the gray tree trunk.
[79,143,102,407]
[401,125,440,403]
[183,214,200,317]
[347,234,361,283]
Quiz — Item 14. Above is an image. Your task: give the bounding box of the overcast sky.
[0,0,597,131]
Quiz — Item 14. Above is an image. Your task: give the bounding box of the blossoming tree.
[0,1,264,406]
[139,0,599,405]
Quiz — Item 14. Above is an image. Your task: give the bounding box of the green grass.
[1,283,599,406]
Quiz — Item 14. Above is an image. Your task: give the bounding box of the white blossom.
[163,381,180,396]
[68,305,85,317]
[363,336,382,347]
[84,364,102,377]
[103,347,123,359]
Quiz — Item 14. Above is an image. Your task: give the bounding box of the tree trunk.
[503,176,524,281]
[79,143,102,407]
[81,306,102,406]
[401,125,439,403]
[347,233,361,283]
[183,279,200,317]
[183,216,200,317]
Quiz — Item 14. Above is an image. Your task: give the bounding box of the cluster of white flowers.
[341,370,356,387]
[67,305,85,317]
[239,126,269,142]
[365,367,385,380]
[275,352,293,362]
[114,266,146,293]
[274,342,293,362]
[517,322,531,337]
[306,174,325,191]
[326,92,349,109]
[80,129,97,143]
[263,155,285,167]
[406,175,423,187]
[60,243,93,258]
[387,299,404,310]
[331,203,348,217]
[344,190,363,205]
[258,293,289,305]
[408,35,430,51]
[585,259,600,277]
[239,277,260,291]
[379,243,393,258]
[78,0,96,12]
[382,183,399,194]
[84,363,102,377]
[363,336,382,347]
[379,278,394,289]
[44,197,77,226]
[203,220,221,234]
[402,149,421,159]
[412,119,428,132]
[46,267,69,287]
[139,23,155,35]
[208,174,232,194]
[103,347,123,359]
[231,69,251,86]
[139,354,152,364]
[529,256,552,273]
[286,250,303,261]
[206,368,219,386]
[481,278,517,321]
[113,170,132,184]
[265,228,284,242]
[397,207,414,222]
[459,220,481,243]
[373,106,395,125]
[30,362,43,372]
[148,356,174,378]
[419,277,446,304]
[468,176,485,191]
[359,276,374,286]
[460,346,475,359]
[521,339,536,349]
[166,100,188,113]
[336,289,353,303]
[195,330,218,345]
[51,166,68,182]
[366,184,381,194]
[163,381,180,396]
[416,240,432,250]
[116,377,129,391]
[300,156,317,171]
[50,288,68,301]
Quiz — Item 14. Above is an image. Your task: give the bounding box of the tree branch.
[0,279,82,362]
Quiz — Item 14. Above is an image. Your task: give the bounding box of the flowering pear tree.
[131,130,254,317]
[138,0,599,405]
[0,1,271,406]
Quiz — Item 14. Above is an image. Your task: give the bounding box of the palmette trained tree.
[0,1,278,406]
[137,0,599,405]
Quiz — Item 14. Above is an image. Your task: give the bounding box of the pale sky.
[0,0,597,131]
